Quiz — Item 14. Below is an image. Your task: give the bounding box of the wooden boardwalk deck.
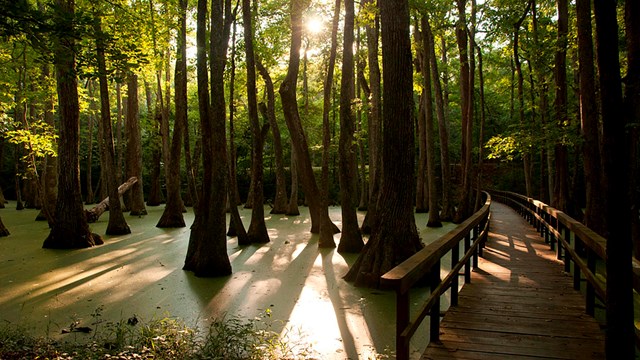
[422,202,605,360]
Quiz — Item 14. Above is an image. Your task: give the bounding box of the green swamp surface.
[0,202,456,359]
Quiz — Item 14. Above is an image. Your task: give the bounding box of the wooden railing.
[380,192,491,360]
[490,190,640,347]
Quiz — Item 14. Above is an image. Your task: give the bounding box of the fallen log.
[85,177,138,223]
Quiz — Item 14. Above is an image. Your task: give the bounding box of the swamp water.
[0,202,456,359]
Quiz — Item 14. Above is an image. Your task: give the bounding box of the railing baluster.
[586,249,596,316]
[451,243,459,306]
[430,260,441,343]
[464,233,471,284]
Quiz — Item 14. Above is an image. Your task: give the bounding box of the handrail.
[489,190,640,347]
[380,191,491,360]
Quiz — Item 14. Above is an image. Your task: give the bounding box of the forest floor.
[0,202,455,359]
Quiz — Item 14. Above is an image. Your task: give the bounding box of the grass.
[0,307,319,360]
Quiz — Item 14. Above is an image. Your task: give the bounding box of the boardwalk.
[422,202,605,359]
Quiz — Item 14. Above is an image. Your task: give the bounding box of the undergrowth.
[0,307,319,359]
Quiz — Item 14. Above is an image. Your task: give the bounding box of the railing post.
[430,260,441,343]
[451,243,459,306]
[396,289,410,360]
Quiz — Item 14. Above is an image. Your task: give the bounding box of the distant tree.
[43,0,102,248]
[125,73,147,216]
[279,0,336,246]
[157,0,188,228]
[454,0,474,223]
[256,61,288,214]
[344,0,421,287]
[337,0,363,253]
[417,16,441,228]
[243,0,269,244]
[360,0,382,234]
[552,0,570,214]
[576,0,604,235]
[93,11,130,235]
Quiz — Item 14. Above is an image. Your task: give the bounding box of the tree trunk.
[147,109,164,206]
[424,16,454,222]
[594,0,634,357]
[256,61,288,214]
[157,0,187,228]
[287,144,300,216]
[94,13,130,235]
[419,16,442,228]
[552,0,570,213]
[513,2,532,197]
[85,177,138,223]
[576,0,605,236]
[360,0,382,234]
[85,82,97,205]
[454,0,473,223]
[337,0,363,253]
[228,20,241,206]
[415,22,428,214]
[183,0,233,277]
[624,0,640,260]
[243,0,269,244]
[36,62,58,225]
[126,73,147,216]
[44,0,102,249]
[321,0,340,224]
[344,0,421,287]
[279,0,337,245]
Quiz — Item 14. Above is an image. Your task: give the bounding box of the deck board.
[422,202,605,360]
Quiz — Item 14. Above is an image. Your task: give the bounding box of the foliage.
[0,308,317,360]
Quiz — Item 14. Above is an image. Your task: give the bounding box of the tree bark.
[125,73,147,216]
[594,0,634,356]
[279,0,337,246]
[157,0,188,228]
[43,0,103,248]
[337,0,363,253]
[287,144,300,216]
[344,0,421,287]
